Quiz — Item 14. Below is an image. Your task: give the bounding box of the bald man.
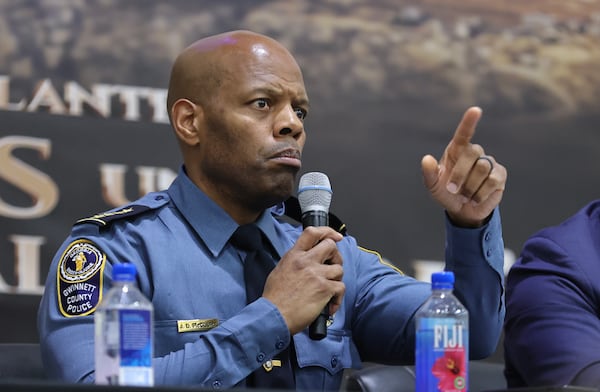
[38,30,507,390]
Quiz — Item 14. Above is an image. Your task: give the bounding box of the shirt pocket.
[294,329,355,374]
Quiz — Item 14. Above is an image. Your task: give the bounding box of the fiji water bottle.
[94,262,154,386]
[416,271,469,392]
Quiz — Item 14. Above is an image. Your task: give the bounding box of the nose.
[275,106,304,140]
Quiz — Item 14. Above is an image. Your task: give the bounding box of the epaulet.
[283,197,347,235]
[74,205,153,227]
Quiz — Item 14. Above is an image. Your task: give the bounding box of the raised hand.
[421,106,507,227]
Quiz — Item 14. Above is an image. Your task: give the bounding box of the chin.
[273,183,294,201]
[267,177,295,203]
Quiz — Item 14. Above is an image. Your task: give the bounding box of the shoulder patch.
[75,205,151,227]
[56,239,105,317]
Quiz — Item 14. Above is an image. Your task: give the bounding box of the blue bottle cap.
[112,262,137,282]
[431,271,454,289]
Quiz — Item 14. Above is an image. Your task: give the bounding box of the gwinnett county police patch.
[57,239,105,317]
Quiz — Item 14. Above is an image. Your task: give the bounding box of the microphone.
[298,172,333,340]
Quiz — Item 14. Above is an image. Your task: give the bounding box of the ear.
[171,99,202,146]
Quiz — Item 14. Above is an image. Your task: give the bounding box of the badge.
[177,319,219,333]
[57,239,105,317]
[263,359,282,372]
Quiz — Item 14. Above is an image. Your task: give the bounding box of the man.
[38,30,507,390]
[504,201,600,387]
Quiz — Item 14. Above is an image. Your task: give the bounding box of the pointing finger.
[448,106,482,151]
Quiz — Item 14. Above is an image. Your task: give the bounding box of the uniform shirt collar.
[167,166,287,258]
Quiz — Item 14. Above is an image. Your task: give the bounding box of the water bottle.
[94,262,154,386]
[415,271,469,392]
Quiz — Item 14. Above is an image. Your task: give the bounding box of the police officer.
[38,30,507,390]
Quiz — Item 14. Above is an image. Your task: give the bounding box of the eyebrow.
[251,86,310,108]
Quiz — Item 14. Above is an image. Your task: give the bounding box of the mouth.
[269,148,302,168]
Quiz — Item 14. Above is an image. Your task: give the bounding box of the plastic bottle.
[415,271,469,392]
[94,262,154,386]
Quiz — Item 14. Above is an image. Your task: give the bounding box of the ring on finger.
[478,155,494,175]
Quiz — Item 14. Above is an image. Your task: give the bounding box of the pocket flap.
[293,330,354,375]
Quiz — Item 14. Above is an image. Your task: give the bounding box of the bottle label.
[118,309,153,386]
[416,318,468,392]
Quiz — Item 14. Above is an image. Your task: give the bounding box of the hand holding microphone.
[261,172,343,337]
[298,172,335,340]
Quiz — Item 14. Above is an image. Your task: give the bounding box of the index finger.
[294,226,343,251]
[449,106,482,149]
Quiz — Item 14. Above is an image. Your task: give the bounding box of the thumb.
[421,154,440,190]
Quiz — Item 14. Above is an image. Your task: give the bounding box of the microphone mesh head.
[298,172,333,213]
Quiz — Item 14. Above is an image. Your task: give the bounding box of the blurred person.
[38,30,507,390]
[504,201,600,387]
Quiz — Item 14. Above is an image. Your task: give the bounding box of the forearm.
[41,299,290,388]
[153,298,290,387]
[444,207,505,358]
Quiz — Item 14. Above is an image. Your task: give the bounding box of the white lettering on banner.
[0,235,45,295]
[64,81,111,118]
[0,75,168,123]
[136,166,177,196]
[27,79,68,114]
[0,139,176,217]
[0,76,26,110]
[100,164,177,207]
[0,136,59,219]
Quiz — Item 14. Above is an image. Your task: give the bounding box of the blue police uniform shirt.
[38,166,505,391]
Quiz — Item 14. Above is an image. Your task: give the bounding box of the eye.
[253,98,269,110]
[294,107,307,120]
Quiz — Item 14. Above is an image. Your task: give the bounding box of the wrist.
[446,211,492,228]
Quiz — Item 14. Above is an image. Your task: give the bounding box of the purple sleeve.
[505,233,600,387]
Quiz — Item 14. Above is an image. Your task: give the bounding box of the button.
[486,249,492,257]
[256,352,265,362]
[484,232,491,241]
[212,380,221,389]
[331,356,338,368]
[275,340,285,350]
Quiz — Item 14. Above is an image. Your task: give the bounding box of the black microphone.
[298,172,333,340]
